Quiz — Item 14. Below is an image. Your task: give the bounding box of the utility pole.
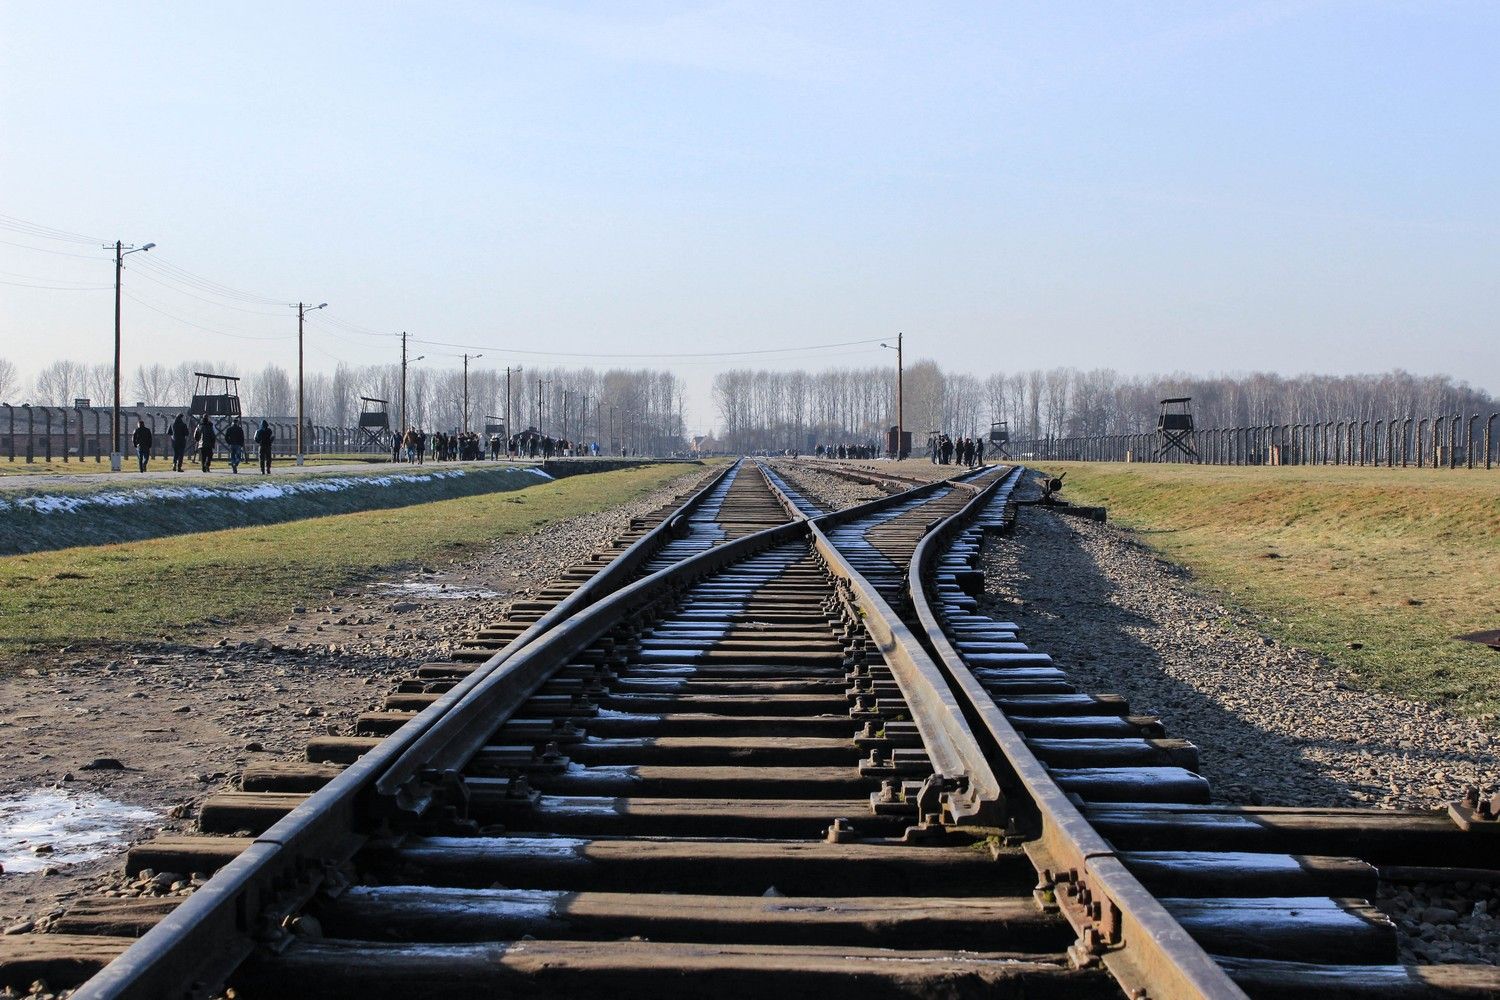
[295,302,327,465]
[399,332,425,432]
[504,366,521,446]
[897,331,904,459]
[562,390,570,443]
[537,379,552,437]
[113,242,122,470]
[107,238,154,471]
[881,332,905,459]
[462,353,483,434]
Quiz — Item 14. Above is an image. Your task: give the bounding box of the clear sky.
[3,1,1496,433]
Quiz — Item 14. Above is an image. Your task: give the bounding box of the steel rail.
[375,464,798,803]
[75,462,953,1000]
[73,460,741,1000]
[905,466,1248,1000]
[805,509,1003,823]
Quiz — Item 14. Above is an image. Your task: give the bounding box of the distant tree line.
[714,364,1499,452]
[5,356,687,452]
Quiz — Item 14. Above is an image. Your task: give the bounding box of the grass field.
[1041,462,1500,718]
[0,462,695,665]
[0,463,566,555]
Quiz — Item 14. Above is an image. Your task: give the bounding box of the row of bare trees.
[713,364,1498,453]
[6,357,688,453]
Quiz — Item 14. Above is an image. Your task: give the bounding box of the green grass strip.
[1043,462,1500,720]
[0,463,695,665]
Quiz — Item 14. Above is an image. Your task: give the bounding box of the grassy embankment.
[1,463,583,555]
[0,462,697,666]
[1042,462,1500,718]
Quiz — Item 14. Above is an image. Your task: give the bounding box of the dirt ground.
[0,468,708,930]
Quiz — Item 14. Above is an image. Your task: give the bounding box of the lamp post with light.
[107,239,155,471]
[294,302,327,465]
[880,332,904,459]
[462,353,483,435]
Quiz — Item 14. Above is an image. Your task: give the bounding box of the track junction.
[5,459,1498,999]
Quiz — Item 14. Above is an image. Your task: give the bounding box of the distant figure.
[255,420,275,474]
[194,415,217,473]
[132,418,152,473]
[170,414,189,472]
[976,438,985,466]
[224,416,246,474]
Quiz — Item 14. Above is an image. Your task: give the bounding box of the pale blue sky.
[2,1,1496,432]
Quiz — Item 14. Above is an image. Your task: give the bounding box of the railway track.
[5,459,1497,999]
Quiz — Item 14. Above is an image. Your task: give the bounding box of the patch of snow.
[0,469,476,516]
[0,790,156,874]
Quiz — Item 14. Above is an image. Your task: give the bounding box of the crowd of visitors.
[127,414,278,474]
[929,433,984,467]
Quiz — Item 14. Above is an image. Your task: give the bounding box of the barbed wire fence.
[1009,413,1500,470]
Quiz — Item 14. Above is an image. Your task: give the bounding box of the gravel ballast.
[979,504,1499,809]
[978,501,1500,966]
[0,466,711,930]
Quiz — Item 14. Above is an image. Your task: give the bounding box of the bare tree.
[33,359,84,405]
[0,357,17,402]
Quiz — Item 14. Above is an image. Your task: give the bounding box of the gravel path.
[766,461,888,512]
[0,465,710,930]
[978,499,1500,966]
[980,504,1499,810]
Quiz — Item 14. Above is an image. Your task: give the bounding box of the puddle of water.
[0,790,156,874]
[375,581,502,600]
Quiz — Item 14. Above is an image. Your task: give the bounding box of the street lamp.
[294,302,327,465]
[462,353,482,435]
[106,239,155,471]
[504,366,522,451]
[399,332,424,432]
[537,379,553,438]
[880,332,904,459]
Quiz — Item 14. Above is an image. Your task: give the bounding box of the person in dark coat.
[132,418,153,473]
[224,417,246,474]
[169,414,189,472]
[194,415,217,473]
[255,420,275,474]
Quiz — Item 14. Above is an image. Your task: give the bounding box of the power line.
[129,254,287,306]
[404,336,888,360]
[122,290,297,343]
[0,277,111,291]
[0,212,104,245]
[125,264,291,316]
[0,237,103,259]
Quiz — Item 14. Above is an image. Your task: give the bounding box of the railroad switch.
[1450,785,1500,832]
[824,817,860,843]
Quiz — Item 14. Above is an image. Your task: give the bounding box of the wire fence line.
[1008,412,1500,471]
[0,403,377,463]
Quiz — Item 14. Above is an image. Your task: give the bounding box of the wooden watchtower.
[988,420,1011,459]
[358,396,391,450]
[1153,397,1199,462]
[190,373,242,420]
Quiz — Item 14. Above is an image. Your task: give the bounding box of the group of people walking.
[815,443,879,460]
[931,433,984,467]
[132,415,275,474]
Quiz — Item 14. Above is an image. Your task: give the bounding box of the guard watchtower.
[358,396,391,450]
[483,415,508,438]
[988,420,1011,458]
[1153,397,1198,462]
[190,373,241,420]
